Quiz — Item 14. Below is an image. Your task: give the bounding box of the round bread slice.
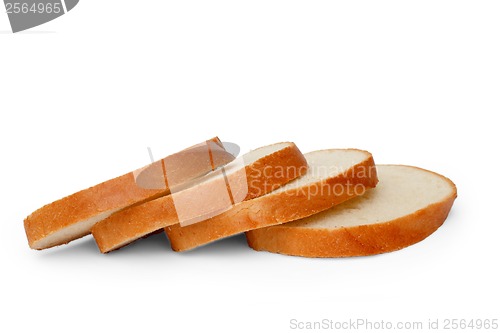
[91,142,308,253]
[165,149,378,252]
[24,137,234,250]
[246,165,457,258]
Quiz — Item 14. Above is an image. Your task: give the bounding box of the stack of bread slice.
[24,138,457,257]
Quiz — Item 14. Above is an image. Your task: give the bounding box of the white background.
[1,1,499,332]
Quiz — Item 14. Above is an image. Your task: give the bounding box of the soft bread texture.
[24,138,234,250]
[246,165,457,258]
[91,142,307,253]
[166,149,378,252]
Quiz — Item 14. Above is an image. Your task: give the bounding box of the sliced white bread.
[91,142,307,253]
[165,149,378,252]
[246,165,457,258]
[24,137,234,250]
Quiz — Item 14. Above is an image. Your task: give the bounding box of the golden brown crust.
[24,173,165,249]
[91,142,308,253]
[245,166,457,258]
[24,137,234,250]
[91,196,179,252]
[165,151,378,252]
[242,143,308,200]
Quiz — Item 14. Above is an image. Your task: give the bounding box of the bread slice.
[91,142,307,253]
[246,165,457,258]
[24,137,234,250]
[165,149,378,252]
